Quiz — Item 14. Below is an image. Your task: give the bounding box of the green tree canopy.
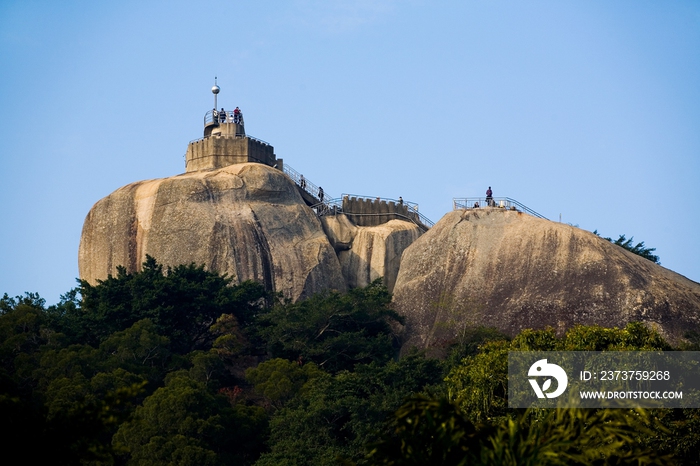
[257,279,403,373]
[246,358,324,409]
[256,353,444,465]
[75,256,268,353]
[115,371,266,465]
[358,396,670,466]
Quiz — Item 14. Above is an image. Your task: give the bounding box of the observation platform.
[185,107,279,173]
[184,80,433,229]
[453,197,547,219]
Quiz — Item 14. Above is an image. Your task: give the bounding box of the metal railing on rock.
[204,109,245,126]
[310,198,432,232]
[280,166,434,229]
[310,198,343,216]
[453,197,547,220]
[282,164,332,201]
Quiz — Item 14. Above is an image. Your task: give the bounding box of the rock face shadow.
[393,209,700,351]
[321,216,423,293]
[79,164,426,302]
[79,163,346,302]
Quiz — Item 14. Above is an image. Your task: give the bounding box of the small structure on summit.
[79,81,425,301]
[185,79,280,172]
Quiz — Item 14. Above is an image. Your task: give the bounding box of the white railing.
[204,109,244,126]
[453,197,547,219]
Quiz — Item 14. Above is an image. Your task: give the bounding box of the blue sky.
[1,1,699,304]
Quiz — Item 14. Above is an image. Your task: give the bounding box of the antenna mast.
[212,77,220,110]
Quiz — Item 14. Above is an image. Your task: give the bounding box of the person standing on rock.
[486,186,493,207]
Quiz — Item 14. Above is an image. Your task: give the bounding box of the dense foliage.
[358,397,670,466]
[0,258,271,464]
[257,281,402,373]
[1,258,698,465]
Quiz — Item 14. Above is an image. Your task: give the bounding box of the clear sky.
[1,1,699,304]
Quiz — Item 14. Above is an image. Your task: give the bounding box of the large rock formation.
[393,208,700,349]
[79,163,346,301]
[321,216,423,292]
